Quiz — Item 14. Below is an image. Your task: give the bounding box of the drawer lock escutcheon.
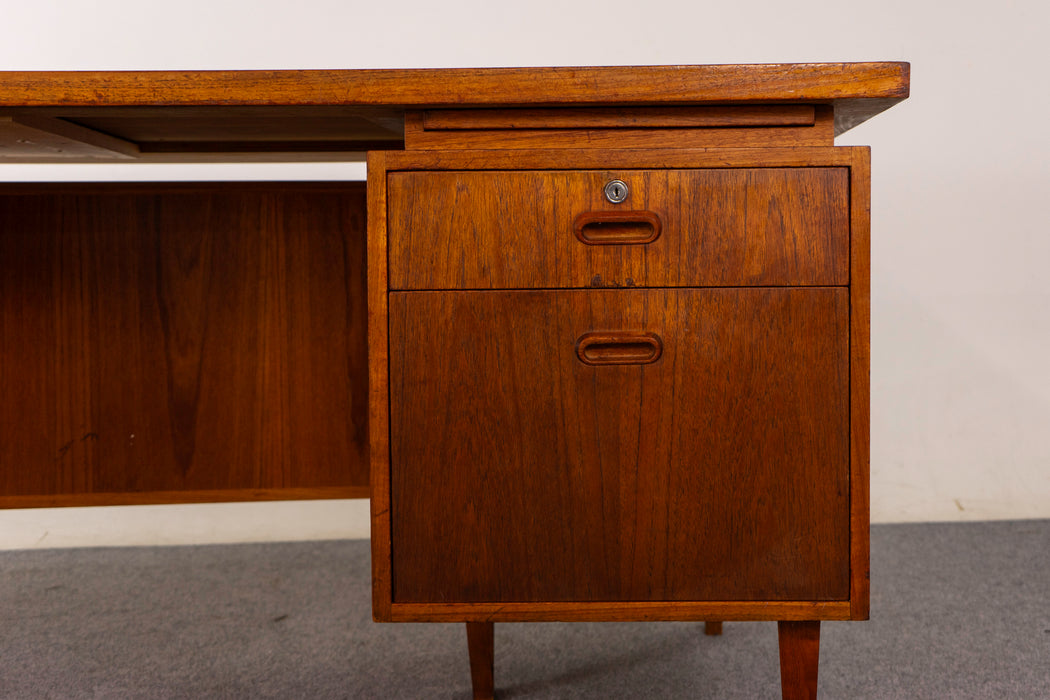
[603,179,629,203]
[575,331,663,366]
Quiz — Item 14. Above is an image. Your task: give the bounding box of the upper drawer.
[387,168,849,289]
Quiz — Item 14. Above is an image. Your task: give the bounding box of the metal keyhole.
[604,179,629,204]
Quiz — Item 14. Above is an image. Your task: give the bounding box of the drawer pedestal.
[369,146,872,699]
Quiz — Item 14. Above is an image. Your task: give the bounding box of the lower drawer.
[388,288,850,604]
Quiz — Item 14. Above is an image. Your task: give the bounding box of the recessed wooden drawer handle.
[575,332,663,366]
[573,211,661,245]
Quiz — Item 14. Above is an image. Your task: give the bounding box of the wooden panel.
[405,107,833,150]
[403,123,832,151]
[779,621,821,700]
[384,600,852,623]
[849,148,873,619]
[366,151,394,621]
[466,622,495,700]
[134,140,398,154]
[388,288,850,604]
[62,109,403,155]
[0,115,138,159]
[0,107,402,163]
[0,183,368,504]
[69,112,401,144]
[0,487,368,509]
[379,146,857,172]
[422,106,818,130]
[388,168,849,289]
[0,64,909,136]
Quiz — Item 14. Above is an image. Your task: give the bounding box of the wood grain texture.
[466,622,495,700]
[1,66,907,161]
[849,148,873,620]
[366,151,394,621]
[388,288,850,604]
[389,168,849,289]
[379,146,857,172]
[778,621,821,700]
[405,106,834,150]
[0,183,368,504]
[422,106,818,130]
[384,600,851,623]
[404,125,832,151]
[0,64,909,135]
[404,117,832,151]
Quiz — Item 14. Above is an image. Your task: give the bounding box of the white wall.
[1,0,1047,547]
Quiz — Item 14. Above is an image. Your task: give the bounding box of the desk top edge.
[0,63,909,108]
[0,64,908,162]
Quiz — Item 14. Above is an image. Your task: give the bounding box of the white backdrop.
[1,0,1047,547]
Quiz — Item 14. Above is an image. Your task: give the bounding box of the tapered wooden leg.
[466,622,494,700]
[704,621,723,636]
[777,621,820,700]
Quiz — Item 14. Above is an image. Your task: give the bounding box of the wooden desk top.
[0,63,909,162]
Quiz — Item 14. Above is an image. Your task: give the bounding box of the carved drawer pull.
[573,210,661,245]
[575,331,663,365]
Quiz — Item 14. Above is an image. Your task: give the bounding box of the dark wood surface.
[381,600,851,623]
[465,622,495,700]
[0,487,368,508]
[375,146,858,171]
[402,108,834,150]
[388,288,850,604]
[849,148,873,620]
[0,64,908,161]
[369,147,871,626]
[778,621,821,700]
[388,168,849,290]
[367,151,395,621]
[0,183,369,504]
[403,124,833,151]
[68,108,402,146]
[421,105,818,130]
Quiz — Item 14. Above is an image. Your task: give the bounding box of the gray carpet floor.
[1,520,1048,699]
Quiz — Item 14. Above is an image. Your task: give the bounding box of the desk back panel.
[0,183,368,506]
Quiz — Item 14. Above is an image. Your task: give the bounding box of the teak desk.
[0,63,909,699]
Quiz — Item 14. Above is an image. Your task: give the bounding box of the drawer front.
[388,168,849,290]
[388,288,850,604]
